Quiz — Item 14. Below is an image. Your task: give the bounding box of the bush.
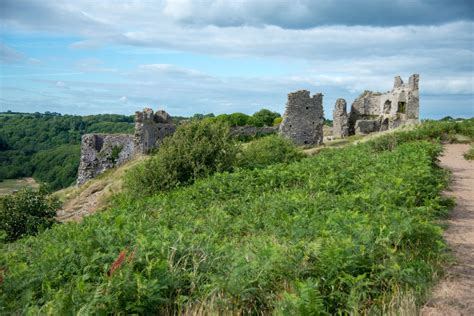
[464,145,474,160]
[0,188,59,242]
[236,135,304,170]
[125,120,237,196]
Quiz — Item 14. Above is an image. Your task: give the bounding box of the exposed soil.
[422,144,474,316]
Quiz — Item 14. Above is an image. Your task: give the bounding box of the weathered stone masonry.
[347,74,419,135]
[279,90,324,146]
[134,108,176,154]
[332,98,349,138]
[76,134,135,185]
[77,108,176,185]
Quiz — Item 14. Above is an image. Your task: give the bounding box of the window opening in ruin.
[383,100,391,114]
[397,102,406,114]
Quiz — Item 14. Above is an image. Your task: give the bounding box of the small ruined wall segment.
[332,98,349,138]
[348,74,420,135]
[279,90,324,146]
[76,134,135,185]
[134,108,176,154]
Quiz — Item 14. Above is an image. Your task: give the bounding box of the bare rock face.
[332,98,349,138]
[134,108,176,154]
[348,74,420,135]
[76,134,135,185]
[279,90,324,146]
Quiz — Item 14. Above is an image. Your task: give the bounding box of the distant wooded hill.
[0,112,135,190]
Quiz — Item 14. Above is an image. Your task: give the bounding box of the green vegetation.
[3,119,474,314]
[125,120,237,196]
[209,109,281,127]
[236,135,304,170]
[0,112,134,189]
[0,188,59,242]
[464,145,474,160]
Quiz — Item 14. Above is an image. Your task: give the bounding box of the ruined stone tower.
[332,98,349,138]
[348,74,420,135]
[134,108,176,154]
[279,90,324,146]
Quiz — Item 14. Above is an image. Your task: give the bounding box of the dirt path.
[422,144,474,316]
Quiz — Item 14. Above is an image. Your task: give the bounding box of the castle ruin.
[77,108,176,185]
[134,108,176,154]
[345,74,420,135]
[279,90,325,146]
[332,98,349,138]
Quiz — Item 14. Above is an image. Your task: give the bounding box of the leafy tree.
[0,188,59,242]
[251,109,281,127]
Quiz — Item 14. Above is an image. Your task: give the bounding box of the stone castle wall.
[347,74,419,135]
[134,108,176,154]
[77,108,176,185]
[76,134,135,185]
[332,98,349,138]
[279,90,324,146]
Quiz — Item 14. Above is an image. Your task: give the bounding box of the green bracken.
[0,119,473,314]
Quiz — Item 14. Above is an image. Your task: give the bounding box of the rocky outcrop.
[348,74,420,135]
[279,90,324,146]
[332,98,349,138]
[76,134,135,185]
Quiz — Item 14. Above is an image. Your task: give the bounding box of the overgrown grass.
[0,129,456,314]
[464,145,474,160]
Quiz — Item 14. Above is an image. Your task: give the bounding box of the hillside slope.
[1,137,452,314]
[55,156,148,222]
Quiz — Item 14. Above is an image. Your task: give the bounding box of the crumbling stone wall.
[134,108,176,154]
[279,90,324,146]
[348,74,420,135]
[77,108,176,185]
[332,98,349,138]
[76,134,135,185]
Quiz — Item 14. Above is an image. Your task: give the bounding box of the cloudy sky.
[0,0,473,118]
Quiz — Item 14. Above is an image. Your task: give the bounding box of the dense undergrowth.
[0,119,473,314]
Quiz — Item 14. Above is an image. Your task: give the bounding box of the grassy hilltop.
[0,118,473,314]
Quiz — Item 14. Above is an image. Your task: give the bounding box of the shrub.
[125,120,237,196]
[236,135,304,170]
[0,188,59,242]
[464,145,474,160]
[273,117,283,126]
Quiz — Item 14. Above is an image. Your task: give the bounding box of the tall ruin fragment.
[134,108,176,154]
[348,74,419,135]
[279,90,324,146]
[332,98,349,138]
